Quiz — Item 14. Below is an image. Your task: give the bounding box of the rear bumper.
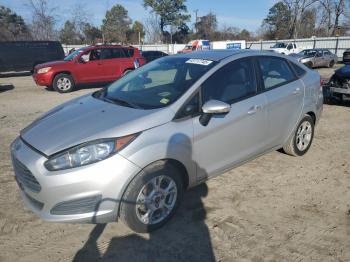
[33,72,53,86]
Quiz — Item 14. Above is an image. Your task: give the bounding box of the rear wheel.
[283,115,314,156]
[53,73,75,93]
[120,161,184,233]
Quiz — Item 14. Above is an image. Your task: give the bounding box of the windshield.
[97,56,217,109]
[272,43,286,48]
[298,49,317,57]
[64,48,87,61]
[183,45,193,50]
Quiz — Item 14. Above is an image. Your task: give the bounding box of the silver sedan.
[10,50,323,232]
[290,48,338,68]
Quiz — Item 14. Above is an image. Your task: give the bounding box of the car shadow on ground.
[75,82,110,91]
[325,100,350,107]
[44,82,109,92]
[0,84,15,93]
[0,72,32,78]
[74,133,215,262]
[73,184,215,262]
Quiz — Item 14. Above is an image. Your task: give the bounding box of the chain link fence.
[247,37,350,60]
[62,37,350,60]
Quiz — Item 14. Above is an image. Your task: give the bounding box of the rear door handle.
[292,87,301,95]
[247,105,262,115]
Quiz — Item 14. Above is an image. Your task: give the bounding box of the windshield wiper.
[103,96,140,109]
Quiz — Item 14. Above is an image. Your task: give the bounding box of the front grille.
[12,157,41,193]
[50,195,102,215]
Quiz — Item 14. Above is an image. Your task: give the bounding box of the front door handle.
[292,87,301,95]
[247,105,262,115]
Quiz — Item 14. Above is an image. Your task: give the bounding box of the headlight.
[44,134,138,171]
[37,67,52,74]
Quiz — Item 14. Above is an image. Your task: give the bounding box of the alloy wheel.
[56,77,72,91]
[296,121,313,151]
[135,175,178,225]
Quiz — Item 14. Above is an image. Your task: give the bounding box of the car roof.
[175,49,281,61]
[176,49,254,61]
[304,48,329,51]
[86,44,135,49]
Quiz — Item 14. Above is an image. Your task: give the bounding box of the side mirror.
[199,100,231,126]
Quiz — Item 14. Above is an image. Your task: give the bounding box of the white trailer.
[210,40,246,50]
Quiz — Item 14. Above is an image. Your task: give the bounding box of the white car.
[270,42,300,55]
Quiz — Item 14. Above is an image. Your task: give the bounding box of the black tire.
[283,115,314,156]
[329,60,335,68]
[53,73,75,93]
[305,62,313,68]
[120,160,184,233]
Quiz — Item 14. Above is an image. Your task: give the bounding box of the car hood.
[35,60,67,69]
[21,94,174,156]
[290,54,310,60]
[289,53,302,57]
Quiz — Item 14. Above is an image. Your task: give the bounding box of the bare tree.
[318,0,333,35]
[332,0,345,35]
[27,0,57,40]
[70,3,90,37]
[143,14,162,43]
[318,0,345,36]
[283,0,318,38]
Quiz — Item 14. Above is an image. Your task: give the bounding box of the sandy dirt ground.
[0,67,350,262]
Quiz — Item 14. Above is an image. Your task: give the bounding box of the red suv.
[33,45,145,93]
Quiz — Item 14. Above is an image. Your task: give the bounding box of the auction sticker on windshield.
[186,59,213,66]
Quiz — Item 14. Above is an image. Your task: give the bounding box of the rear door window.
[290,62,306,78]
[257,57,296,90]
[111,48,126,59]
[99,49,115,60]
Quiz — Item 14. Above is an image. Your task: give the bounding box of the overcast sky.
[0,0,278,31]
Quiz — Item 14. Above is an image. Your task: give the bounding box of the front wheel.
[120,161,184,233]
[305,62,313,68]
[328,60,335,68]
[53,73,75,93]
[283,115,314,156]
